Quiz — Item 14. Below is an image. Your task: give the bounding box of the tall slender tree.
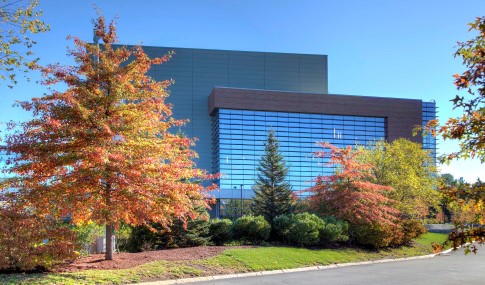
[251,129,295,227]
[0,16,215,260]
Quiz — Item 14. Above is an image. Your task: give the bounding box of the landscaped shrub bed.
[274,213,349,246]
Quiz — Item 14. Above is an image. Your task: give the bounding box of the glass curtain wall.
[212,109,386,197]
[422,101,437,164]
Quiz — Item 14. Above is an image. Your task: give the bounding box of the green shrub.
[273,214,294,243]
[161,213,210,248]
[221,199,253,220]
[398,219,427,245]
[350,219,426,248]
[290,213,323,246]
[350,223,402,248]
[320,216,349,243]
[124,225,159,252]
[209,219,233,245]
[115,223,133,252]
[123,211,210,252]
[274,213,325,246]
[233,215,271,243]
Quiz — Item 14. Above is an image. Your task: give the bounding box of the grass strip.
[1,232,447,285]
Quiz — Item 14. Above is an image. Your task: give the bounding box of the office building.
[139,46,436,217]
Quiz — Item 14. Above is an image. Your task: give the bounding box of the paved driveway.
[193,246,485,285]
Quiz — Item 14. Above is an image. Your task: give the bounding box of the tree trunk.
[105,224,113,260]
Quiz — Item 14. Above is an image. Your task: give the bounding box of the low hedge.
[209,219,233,245]
[233,215,271,243]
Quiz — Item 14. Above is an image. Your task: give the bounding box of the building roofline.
[113,43,328,57]
[212,86,423,103]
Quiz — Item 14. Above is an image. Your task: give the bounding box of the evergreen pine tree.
[251,129,295,227]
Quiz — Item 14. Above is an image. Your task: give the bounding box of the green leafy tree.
[440,176,485,254]
[251,129,295,227]
[441,173,456,187]
[358,139,439,219]
[434,173,457,223]
[0,0,49,87]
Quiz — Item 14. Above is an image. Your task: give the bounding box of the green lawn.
[415,232,449,248]
[0,233,448,285]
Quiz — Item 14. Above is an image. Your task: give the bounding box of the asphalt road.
[192,246,485,285]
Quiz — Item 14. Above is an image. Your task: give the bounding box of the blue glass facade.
[131,46,436,216]
[212,109,386,199]
[422,101,437,163]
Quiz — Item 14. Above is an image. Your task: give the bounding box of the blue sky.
[1,0,484,181]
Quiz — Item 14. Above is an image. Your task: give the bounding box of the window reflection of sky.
[422,102,437,164]
[212,109,386,196]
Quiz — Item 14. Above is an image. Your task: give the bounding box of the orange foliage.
[308,143,400,228]
[427,16,485,163]
[1,16,216,259]
[0,207,77,271]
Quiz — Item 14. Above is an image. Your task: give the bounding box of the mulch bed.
[56,246,254,272]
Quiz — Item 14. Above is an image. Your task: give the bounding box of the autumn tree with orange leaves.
[308,143,402,248]
[0,16,215,260]
[427,16,485,163]
[426,16,485,253]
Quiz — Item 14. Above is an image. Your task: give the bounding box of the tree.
[441,173,456,187]
[358,139,439,219]
[440,176,485,254]
[427,16,485,162]
[157,205,210,248]
[308,143,401,247]
[0,16,215,260]
[0,0,49,87]
[436,173,459,223]
[426,16,485,253]
[251,129,295,227]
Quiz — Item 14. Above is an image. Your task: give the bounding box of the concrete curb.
[131,249,451,285]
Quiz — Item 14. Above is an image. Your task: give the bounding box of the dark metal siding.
[137,46,329,172]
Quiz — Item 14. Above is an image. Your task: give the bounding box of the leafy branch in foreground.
[426,16,485,254]
[0,0,49,87]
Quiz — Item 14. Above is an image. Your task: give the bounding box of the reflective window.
[212,109,388,196]
[422,102,438,164]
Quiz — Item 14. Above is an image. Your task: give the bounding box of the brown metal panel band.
[208,87,422,143]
